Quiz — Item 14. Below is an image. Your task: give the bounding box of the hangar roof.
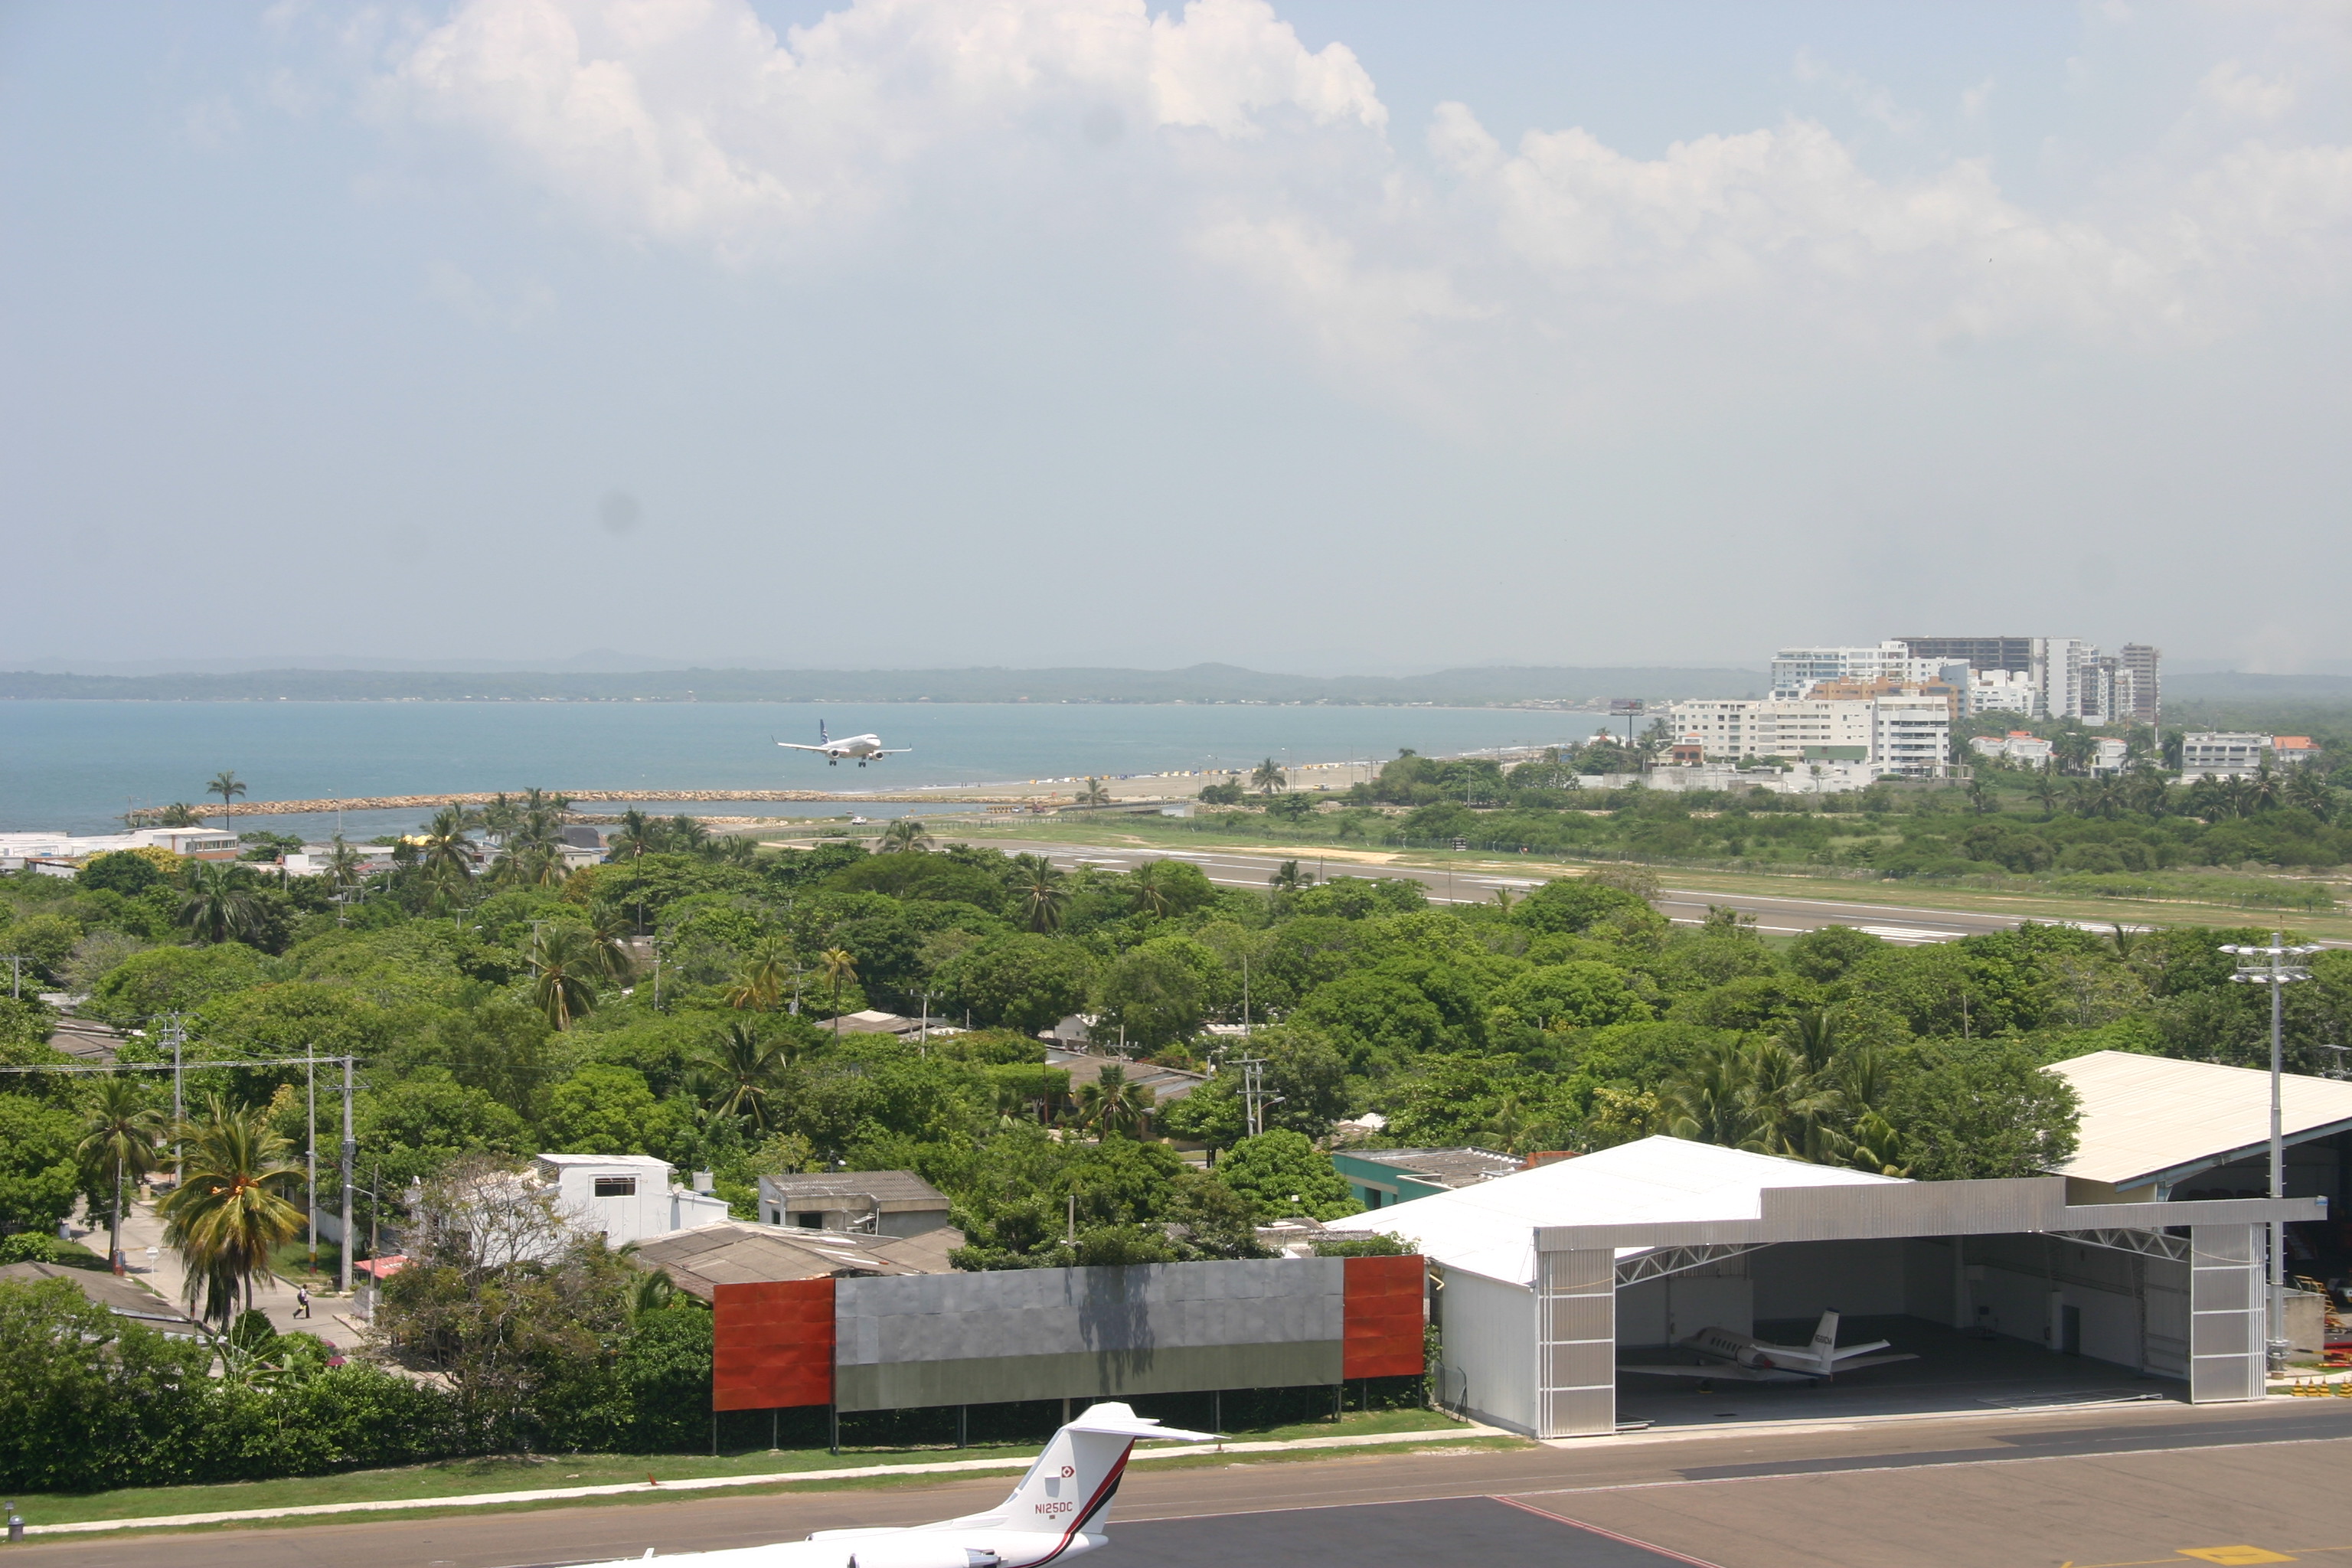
[1323,1135,1901,1285]
[2047,1050,2352,1191]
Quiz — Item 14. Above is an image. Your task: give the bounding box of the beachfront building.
[0,825,240,871]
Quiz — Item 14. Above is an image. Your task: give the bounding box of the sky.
[3,1,2348,675]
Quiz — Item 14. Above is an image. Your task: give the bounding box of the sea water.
[0,701,1602,836]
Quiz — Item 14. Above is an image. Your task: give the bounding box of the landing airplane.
[573,1402,1214,1568]
[1620,1310,1916,1383]
[779,721,912,768]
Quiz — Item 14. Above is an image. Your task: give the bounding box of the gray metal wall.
[832,1259,1343,1412]
[1432,1266,1536,1435]
[2188,1223,2265,1402]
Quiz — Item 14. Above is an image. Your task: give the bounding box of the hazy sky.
[5,2,2348,673]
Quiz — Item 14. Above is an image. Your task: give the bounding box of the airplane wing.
[1618,1363,1810,1383]
[1821,1352,1916,1372]
[871,747,913,755]
[776,743,832,753]
[1828,1338,1893,1360]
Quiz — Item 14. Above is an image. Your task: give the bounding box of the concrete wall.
[1434,1266,1535,1436]
[1615,1257,1754,1346]
[831,1259,1342,1413]
[1955,1233,2167,1374]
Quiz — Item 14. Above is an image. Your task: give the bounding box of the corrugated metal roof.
[1321,1135,1900,1285]
[2047,1049,2352,1190]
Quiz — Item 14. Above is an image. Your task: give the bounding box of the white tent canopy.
[1321,1135,1902,1285]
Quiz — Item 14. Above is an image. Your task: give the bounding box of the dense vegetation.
[1165,729,2352,906]
[7,786,2352,1487]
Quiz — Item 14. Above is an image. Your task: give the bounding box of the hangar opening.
[1325,1136,2319,1438]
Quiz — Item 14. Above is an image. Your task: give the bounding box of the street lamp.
[2222,931,2320,1370]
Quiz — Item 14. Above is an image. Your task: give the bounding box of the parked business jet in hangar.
[779,721,912,767]
[575,1403,1215,1568]
[1620,1310,1916,1383]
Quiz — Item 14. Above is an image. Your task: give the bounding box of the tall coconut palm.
[79,1076,166,1271]
[418,806,476,894]
[877,818,934,853]
[158,1097,305,1328]
[527,924,600,1030]
[607,808,660,859]
[666,815,710,854]
[324,835,365,892]
[584,907,639,988]
[1076,778,1111,807]
[818,946,859,1037]
[2286,766,2335,818]
[691,1021,793,1132]
[1076,1063,1154,1140]
[1013,855,1068,933]
[1267,860,1308,895]
[723,934,793,1011]
[1250,758,1286,795]
[206,770,247,830]
[1129,861,1172,919]
[178,861,265,945]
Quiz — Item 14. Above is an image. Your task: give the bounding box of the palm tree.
[1964,778,1994,815]
[324,835,364,892]
[178,862,265,945]
[206,770,247,830]
[1267,859,1308,895]
[878,818,934,853]
[692,1021,792,1132]
[418,806,476,894]
[666,815,711,854]
[710,835,758,867]
[2246,760,2285,813]
[155,802,205,827]
[1251,758,1286,795]
[479,792,523,845]
[158,1097,304,1328]
[607,808,660,859]
[2027,773,2063,815]
[527,924,600,1030]
[1077,778,1111,807]
[1655,1040,1766,1150]
[1130,861,1172,919]
[583,907,639,987]
[818,946,859,1036]
[1076,1064,1155,1139]
[723,934,793,1011]
[2286,766,2335,819]
[1013,855,1068,933]
[78,1076,166,1272]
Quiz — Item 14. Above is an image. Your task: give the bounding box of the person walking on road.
[294,1285,311,1319]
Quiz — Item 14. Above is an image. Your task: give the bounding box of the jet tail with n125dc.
[778,720,912,768]
[1619,1310,1916,1383]
[565,1402,1216,1568]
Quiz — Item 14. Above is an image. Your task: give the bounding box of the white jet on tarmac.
[577,1402,1215,1568]
[1619,1310,1916,1384]
[778,721,913,768]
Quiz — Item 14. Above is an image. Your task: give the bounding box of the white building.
[1672,697,1947,776]
[533,1155,730,1246]
[1769,642,1945,701]
[2089,737,2131,776]
[2177,733,2310,781]
[1968,732,2055,769]
[1964,669,2037,717]
[1871,696,1952,777]
[0,825,240,871]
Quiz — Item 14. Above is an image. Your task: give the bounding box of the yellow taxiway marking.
[2177,1551,2298,1566]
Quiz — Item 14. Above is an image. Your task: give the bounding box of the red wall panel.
[713,1277,835,1411]
[1341,1253,1426,1379]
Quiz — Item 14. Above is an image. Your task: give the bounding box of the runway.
[950,837,2030,944]
[21,1400,2352,1568]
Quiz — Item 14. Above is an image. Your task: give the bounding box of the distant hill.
[2164,671,2352,699]
[0,662,1769,706]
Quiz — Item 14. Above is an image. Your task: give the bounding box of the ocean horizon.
[2,700,1602,837]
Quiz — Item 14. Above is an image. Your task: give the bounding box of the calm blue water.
[0,701,1596,835]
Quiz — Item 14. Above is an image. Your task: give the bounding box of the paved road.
[950,837,2035,945]
[21,1400,2352,1568]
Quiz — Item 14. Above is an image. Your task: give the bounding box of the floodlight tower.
[2222,932,2321,1370]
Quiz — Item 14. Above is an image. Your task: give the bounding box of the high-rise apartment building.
[1891,635,2149,722]
[1769,642,1945,700]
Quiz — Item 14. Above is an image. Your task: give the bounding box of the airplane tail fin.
[972,1402,1215,1537]
[1809,1310,1841,1354]
[819,720,829,743]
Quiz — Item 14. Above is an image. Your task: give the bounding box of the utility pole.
[1235,1057,1282,1139]
[306,1054,318,1269]
[164,1014,185,1180]
[2224,933,2318,1372]
[339,1056,355,1298]
[2,953,23,1000]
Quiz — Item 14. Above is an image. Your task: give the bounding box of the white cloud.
[373,0,2352,423]
[385,0,1383,257]
[2197,60,2295,122]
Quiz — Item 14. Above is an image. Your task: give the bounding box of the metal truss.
[2049,1227,2188,1262]
[1616,1243,1769,1285]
